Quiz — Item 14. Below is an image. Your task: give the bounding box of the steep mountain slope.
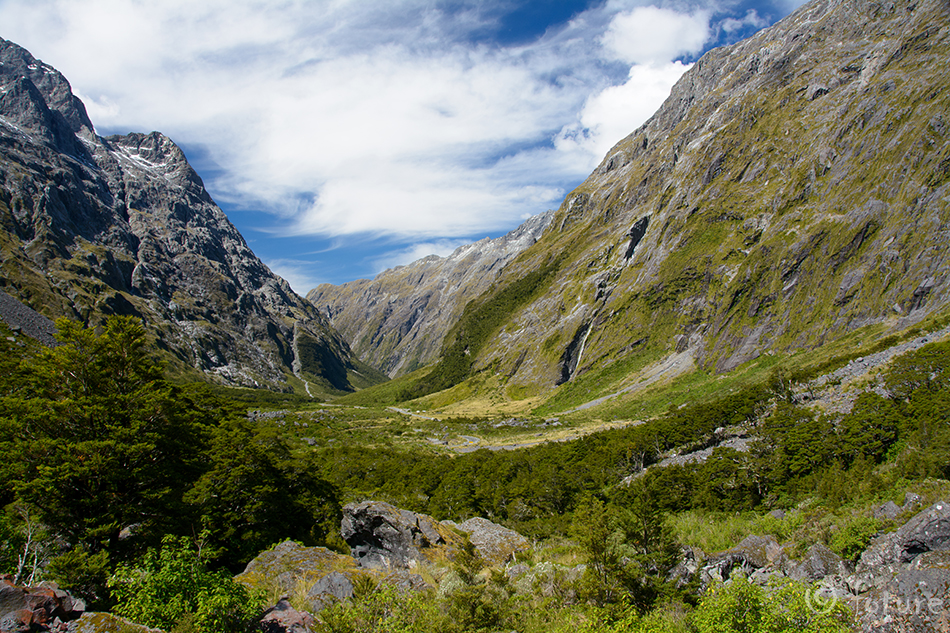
[307,211,552,377]
[408,0,950,400]
[0,38,386,393]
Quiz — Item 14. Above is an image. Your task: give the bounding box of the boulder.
[844,502,950,632]
[65,613,163,633]
[669,546,704,588]
[873,501,903,521]
[236,541,357,598]
[857,501,950,569]
[305,572,354,612]
[451,517,530,565]
[258,599,314,633]
[852,550,950,633]
[0,578,86,633]
[783,543,852,582]
[700,535,785,583]
[341,501,462,569]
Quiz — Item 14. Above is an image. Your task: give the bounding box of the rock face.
[340,501,463,569]
[0,578,86,633]
[235,540,358,598]
[258,599,314,633]
[848,502,950,633]
[305,572,354,612]
[307,211,552,377]
[856,501,950,570]
[381,0,950,397]
[0,38,385,393]
[699,534,789,584]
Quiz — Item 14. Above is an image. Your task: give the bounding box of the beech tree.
[0,316,341,603]
[8,317,205,557]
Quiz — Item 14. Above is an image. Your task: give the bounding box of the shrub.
[692,577,852,633]
[108,534,263,633]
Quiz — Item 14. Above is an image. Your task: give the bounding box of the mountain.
[0,38,386,393]
[307,211,552,377]
[381,0,950,401]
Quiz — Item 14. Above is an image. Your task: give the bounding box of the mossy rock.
[66,613,164,633]
[235,541,359,598]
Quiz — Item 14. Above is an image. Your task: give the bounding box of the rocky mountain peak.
[0,37,385,393]
[0,38,94,151]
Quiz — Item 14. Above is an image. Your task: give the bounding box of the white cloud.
[721,9,768,33]
[600,6,711,65]
[0,0,764,281]
[556,60,692,163]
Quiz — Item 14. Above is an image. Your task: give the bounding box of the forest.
[1,316,949,632]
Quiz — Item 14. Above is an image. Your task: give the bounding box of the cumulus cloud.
[556,60,692,163]
[0,0,787,283]
[600,6,710,65]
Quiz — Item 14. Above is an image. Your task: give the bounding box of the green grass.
[334,365,435,406]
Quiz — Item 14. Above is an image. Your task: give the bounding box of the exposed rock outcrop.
[340,501,463,570]
[445,517,530,565]
[0,578,85,633]
[258,599,314,633]
[855,501,950,571]
[235,540,358,600]
[305,572,354,612]
[847,502,950,633]
[676,503,950,633]
[699,534,788,584]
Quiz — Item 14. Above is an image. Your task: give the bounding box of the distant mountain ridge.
[340,0,950,400]
[308,211,552,377]
[0,38,386,393]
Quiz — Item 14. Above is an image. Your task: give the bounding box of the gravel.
[0,289,59,346]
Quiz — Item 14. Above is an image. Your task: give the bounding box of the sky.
[0,0,806,291]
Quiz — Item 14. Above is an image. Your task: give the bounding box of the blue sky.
[0,0,806,291]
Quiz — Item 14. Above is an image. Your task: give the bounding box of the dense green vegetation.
[2,316,950,632]
[0,317,339,615]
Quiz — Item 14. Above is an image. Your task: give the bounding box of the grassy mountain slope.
[390,0,950,408]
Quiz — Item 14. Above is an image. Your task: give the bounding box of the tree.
[9,317,206,558]
[571,495,617,605]
[837,393,899,464]
[184,417,341,569]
